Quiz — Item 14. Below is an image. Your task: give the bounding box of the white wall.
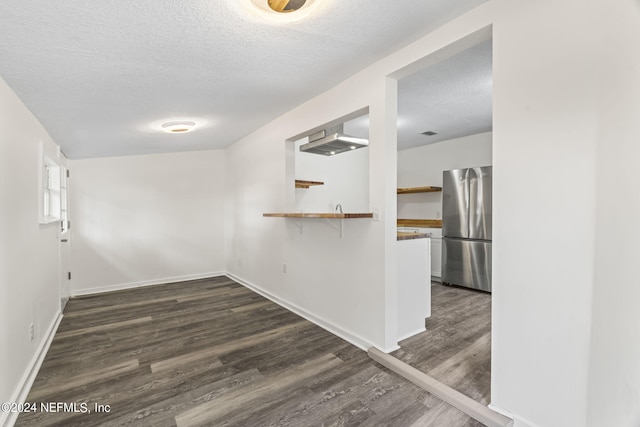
[397,131,492,219]
[69,150,226,295]
[295,140,370,213]
[490,0,600,425]
[225,74,398,350]
[0,77,62,426]
[588,1,640,426]
[224,0,629,425]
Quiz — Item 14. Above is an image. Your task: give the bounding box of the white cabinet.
[430,237,442,279]
[398,227,442,280]
[420,228,442,280]
[397,236,431,341]
[421,228,442,281]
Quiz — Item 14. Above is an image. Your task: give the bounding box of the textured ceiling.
[344,40,493,150]
[397,39,493,150]
[0,0,488,159]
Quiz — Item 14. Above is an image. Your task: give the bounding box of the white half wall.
[225,75,398,351]
[69,150,226,295]
[588,1,640,426]
[0,77,62,426]
[397,131,492,219]
[397,237,430,340]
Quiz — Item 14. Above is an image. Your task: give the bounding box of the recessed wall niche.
[291,114,370,214]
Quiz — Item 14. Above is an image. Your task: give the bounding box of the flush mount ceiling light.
[160,120,197,134]
[145,117,211,135]
[244,0,321,22]
[267,0,306,13]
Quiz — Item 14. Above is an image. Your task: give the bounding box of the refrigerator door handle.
[468,166,492,241]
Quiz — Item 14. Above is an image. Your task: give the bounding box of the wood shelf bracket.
[282,217,344,238]
[322,218,344,238]
[290,218,304,234]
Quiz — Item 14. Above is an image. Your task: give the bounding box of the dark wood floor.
[391,283,492,405]
[17,277,485,427]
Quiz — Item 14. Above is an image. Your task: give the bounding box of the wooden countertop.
[263,213,373,219]
[397,232,430,241]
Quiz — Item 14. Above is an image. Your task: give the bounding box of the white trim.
[2,312,63,427]
[397,327,426,342]
[39,218,61,225]
[380,343,401,353]
[488,404,515,421]
[510,418,538,427]
[70,272,225,297]
[226,273,374,352]
[487,407,539,427]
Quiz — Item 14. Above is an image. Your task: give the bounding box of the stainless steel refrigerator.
[441,166,492,292]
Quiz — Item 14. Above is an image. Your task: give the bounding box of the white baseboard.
[379,343,401,353]
[397,327,426,342]
[488,405,514,420]
[71,271,225,297]
[487,405,539,427]
[2,312,62,427]
[226,273,374,352]
[510,417,537,427]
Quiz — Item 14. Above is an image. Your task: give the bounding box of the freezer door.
[442,168,469,238]
[442,238,492,292]
[468,166,492,240]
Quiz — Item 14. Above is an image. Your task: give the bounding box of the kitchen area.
[393,38,494,406]
[395,139,493,405]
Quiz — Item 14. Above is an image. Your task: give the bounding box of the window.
[60,166,69,233]
[40,147,62,224]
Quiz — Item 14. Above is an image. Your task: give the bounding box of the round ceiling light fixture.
[267,0,306,13]
[244,0,320,21]
[160,120,197,134]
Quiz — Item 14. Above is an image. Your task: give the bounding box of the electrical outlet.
[29,323,35,341]
[283,263,287,273]
[238,259,242,267]
[436,211,441,218]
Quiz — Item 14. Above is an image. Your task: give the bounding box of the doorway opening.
[392,35,493,407]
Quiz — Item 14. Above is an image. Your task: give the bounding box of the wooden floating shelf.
[263,213,373,219]
[397,186,442,194]
[397,219,443,228]
[295,180,324,189]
